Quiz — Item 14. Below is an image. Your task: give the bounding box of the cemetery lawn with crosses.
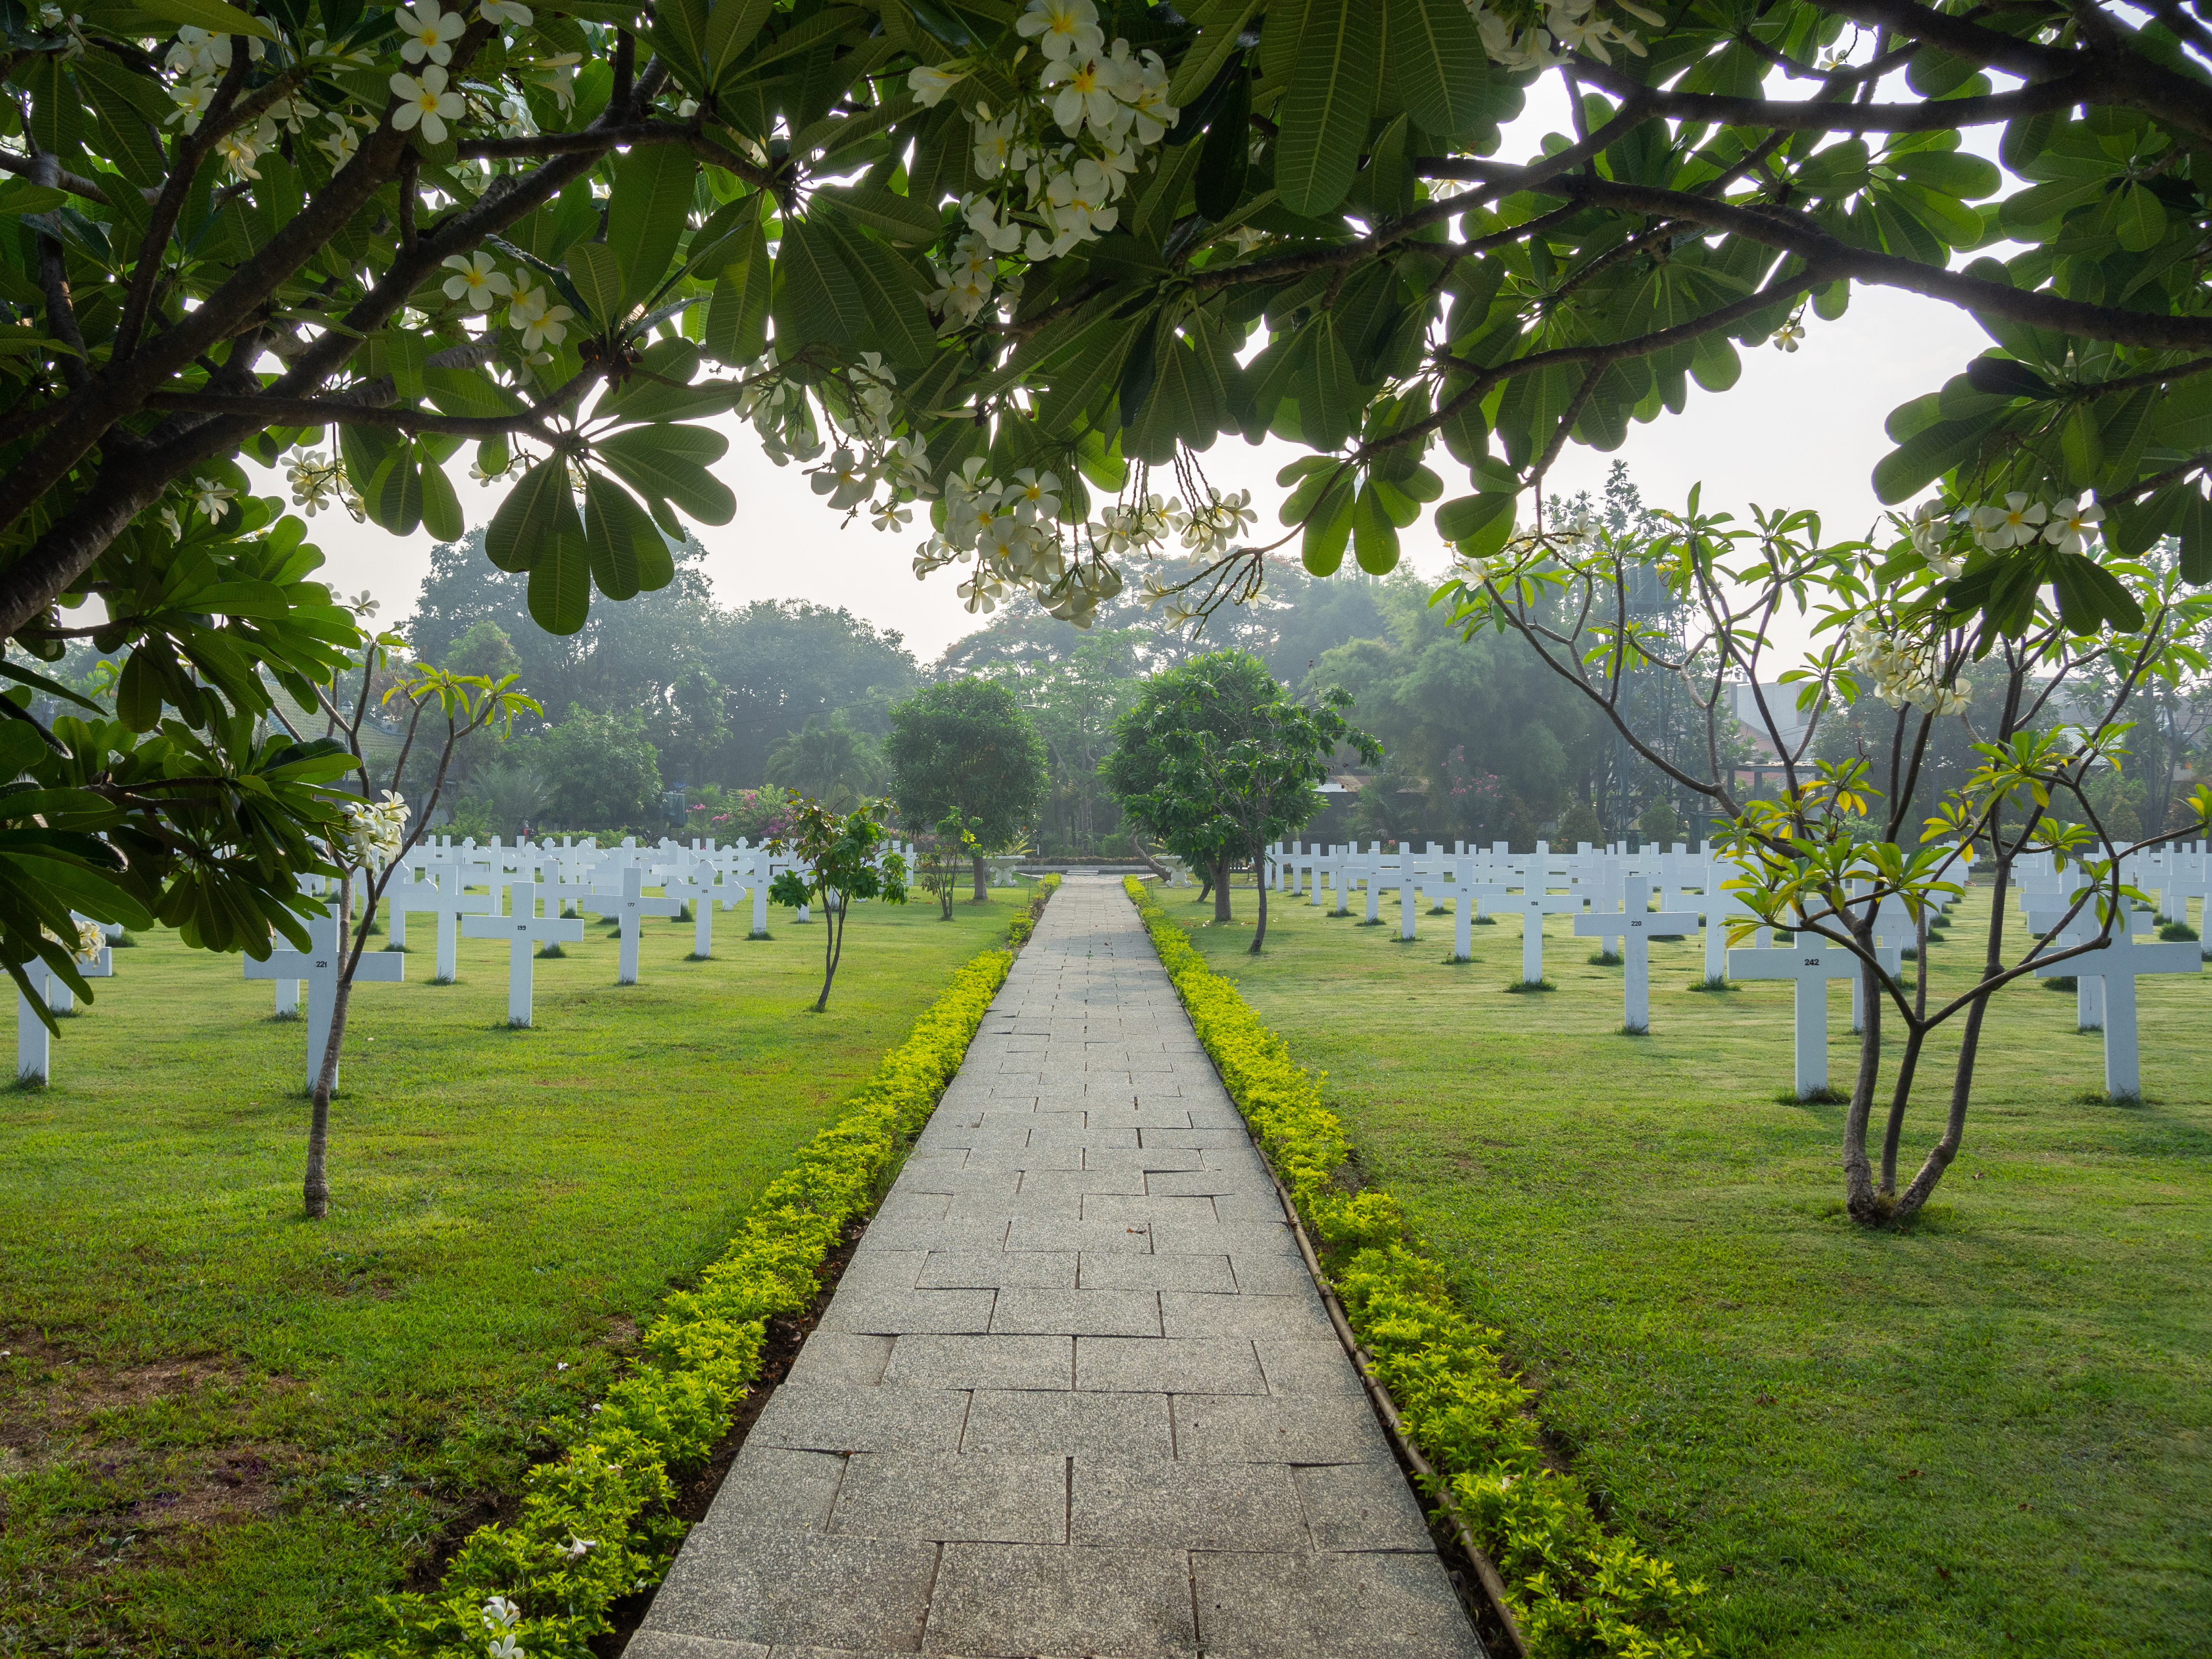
[1168,878,2210,1658]
[0,885,1035,1656]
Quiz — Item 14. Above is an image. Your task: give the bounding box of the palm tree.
[764,712,886,810]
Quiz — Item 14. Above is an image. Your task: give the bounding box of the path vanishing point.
[625,874,1489,1658]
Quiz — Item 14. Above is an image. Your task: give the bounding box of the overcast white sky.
[276,74,1998,665]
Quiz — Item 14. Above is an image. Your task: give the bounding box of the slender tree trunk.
[1880,1024,1929,1194]
[971,851,988,902]
[1250,836,1269,953]
[1843,923,1883,1221]
[305,882,356,1220]
[1893,848,2012,1220]
[815,885,838,1010]
[1213,856,1232,923]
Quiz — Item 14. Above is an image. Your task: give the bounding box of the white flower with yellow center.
[2044,494,2104,553]
[397,0,466,66]
[1016,0,1104,62]
[442,251,513,311]
[391,67,466,144]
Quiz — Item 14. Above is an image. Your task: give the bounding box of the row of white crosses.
[1269,834,2203,1100]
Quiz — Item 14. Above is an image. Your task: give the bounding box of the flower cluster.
[1964,491,2103,555]
[908,0,1178,327]
[344,791,411,869]
[1847,622,1970,715]
[1470,0,1659,71]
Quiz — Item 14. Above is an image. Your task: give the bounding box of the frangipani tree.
[3,0,2212,955]
[1443,494,2212,1223]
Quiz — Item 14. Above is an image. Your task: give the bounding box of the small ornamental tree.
[1106,649,1379,945]
[914,807,983,922]
[885,681,1046,900]
[287,623,537,1217]
[769,798,910,1012]
[1443,494,2212,1224]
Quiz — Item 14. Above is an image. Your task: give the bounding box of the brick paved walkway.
[626,875,1486,1658]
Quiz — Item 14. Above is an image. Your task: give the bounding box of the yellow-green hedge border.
[1125,878,1707,1659]
[377,890,1053,1657]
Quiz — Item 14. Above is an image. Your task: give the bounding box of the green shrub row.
[1005,872,1061,948]
[1125,878,1707,1659]
[376,932,1026,1658]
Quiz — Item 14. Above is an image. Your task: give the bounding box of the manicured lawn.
[1167,877,2211,1658]
[0,887,1029,1657]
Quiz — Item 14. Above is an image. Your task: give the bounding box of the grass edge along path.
[381,878,1060,1658]
[1125,878,1705,1659]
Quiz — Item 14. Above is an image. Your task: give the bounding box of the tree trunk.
[1128,833,1172,881]
[1879,1024,1929,1194]
[971,851,988,902]
[1250,837,1270,953]
[814,888,843,1011]
[1213,856,1232,923]
[1892,847,2012,1220]
[1843,927,1883,1222]
[305,975,352,1219]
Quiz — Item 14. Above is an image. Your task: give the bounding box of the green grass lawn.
[1169,877,2211,1658]
[0,887,1030,1658]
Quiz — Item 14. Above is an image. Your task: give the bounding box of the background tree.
[763,712,887,810]
[1106,650,1373,923]
[914,808,983,922]
[768,801,909,1011]
[1128,672,1380,951]
[885,681,1047,900]
[509,707,661,830]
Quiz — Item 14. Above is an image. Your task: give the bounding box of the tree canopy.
[884,678,1047,888]
[2,0,2210,974]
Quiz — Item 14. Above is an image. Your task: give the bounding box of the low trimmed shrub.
[379,912,1038,1657]
[1125,878,1706,1659]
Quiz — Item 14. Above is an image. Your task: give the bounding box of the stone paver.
[627,876,1484,1658]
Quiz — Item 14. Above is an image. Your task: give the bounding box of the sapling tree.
[1107,648,1378,950]
[769,798,910,1012]
[914,807,982,922]
[1443,496,2212,1223]
[282,623,536,1217]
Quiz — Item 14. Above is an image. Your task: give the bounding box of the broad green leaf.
[2111,183,2167,253]
[1170,0,1260,104]
[419,450,464,542]
[770,214,869,351]
[130,0,275,39]
[1276,0,1379,217]
[649,0,710,86]
[581,470,662,600]
[565,240,625,326]
[529,534,593,635]
[817,184,947,245]
[1301,484,1355,575]
[1435,491,1516,553]
[1384,0,1488,137]
[705,0,780,85]
[594,424,736,523]
[485,456,575,572]
[1870,413,1995,504]
[823,216,937,368]
[366,451,424,536]
[608,144,696,308]
[1351,483,1401,573]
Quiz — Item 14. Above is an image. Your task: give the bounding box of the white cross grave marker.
[1500,877,1584,985]
[662,857,721,958]
[16,938,112,1083]
[595,865,681,984]
[1727,933,1860,1098]
[461,880,584,1026]
[1575,877,1701,1032]
[242,914,403,1091]
[2032,903,2197,1098]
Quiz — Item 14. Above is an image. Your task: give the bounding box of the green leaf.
[1301,485,1355,576]
[649,0,710,86]
[607,144,696,310]
[1870,414,1996,504]
[366,450,425,536]
[581,470,664,601]
[822,216,937,368]
[593,425,736,523]
[2049,551,2143,635]
[1384,0,1489,137]
[1351,483,1401,574]
[770,214,869,352]
[705,0,780,85]
[817,184,947,245]
[1435,492,1516,553]
[2111,183,2167,253]
[1170,0,1260,105]
[703,215,772,365]
[419,450,464,542]
[1276,0,1380,217]
[130,0,276,39]
[528,534,593,635]
[485,456,577,573]
[565,240,626,327]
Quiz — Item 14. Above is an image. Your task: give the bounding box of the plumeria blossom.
[1970,492,2048,551]
[167,80,218,133]
[344,791,410,868]
[561,1535,596,1561]
[1018,0,1106,61]
[479,0,533,23]
[397,0,466,66]
[907,64,966,106]
[480,1596,520,1631]
[286,452,345,516]
[2044,493,2104,553]
[443,252,513,311]
[1846,622,1970,714]
[391,67,467,144]
[190,479,236,520]
[1771,318,1805,352]
[318,112,363,167]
